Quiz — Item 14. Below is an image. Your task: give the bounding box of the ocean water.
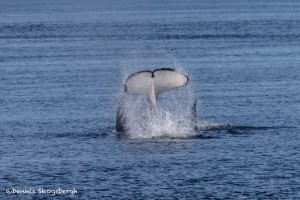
[1,0,300,199]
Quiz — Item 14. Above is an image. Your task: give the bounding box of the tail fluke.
[124,68,188,108]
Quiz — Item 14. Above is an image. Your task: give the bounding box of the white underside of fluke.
[124,68,188,108]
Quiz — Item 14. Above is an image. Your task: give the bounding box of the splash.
[121,84,196,138]
[117,49,198,138]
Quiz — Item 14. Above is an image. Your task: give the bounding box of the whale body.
[116,68,196,132]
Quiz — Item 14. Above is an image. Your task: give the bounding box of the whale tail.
[124,68,188,109]
[116,68,197,133]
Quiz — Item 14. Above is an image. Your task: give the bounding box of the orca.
[116,68,197,132]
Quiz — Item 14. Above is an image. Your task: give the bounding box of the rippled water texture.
[1,0,300,199]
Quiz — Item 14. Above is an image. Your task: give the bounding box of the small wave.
[196,121,293,131]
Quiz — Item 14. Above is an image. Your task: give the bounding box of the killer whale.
[116,68,197,133]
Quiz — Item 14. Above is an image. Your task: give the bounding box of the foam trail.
[196,121,233,131]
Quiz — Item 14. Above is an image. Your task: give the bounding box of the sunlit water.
[1,0,300,199]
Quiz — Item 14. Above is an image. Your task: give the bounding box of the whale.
[116,68,197,132]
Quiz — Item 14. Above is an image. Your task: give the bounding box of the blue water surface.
[1,0,300,199]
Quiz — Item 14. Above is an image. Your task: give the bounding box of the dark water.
[1,0,300,199]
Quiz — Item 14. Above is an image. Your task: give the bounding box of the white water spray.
[121,84,197,138]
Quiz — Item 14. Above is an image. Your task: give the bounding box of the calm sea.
[1,0,300,199]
